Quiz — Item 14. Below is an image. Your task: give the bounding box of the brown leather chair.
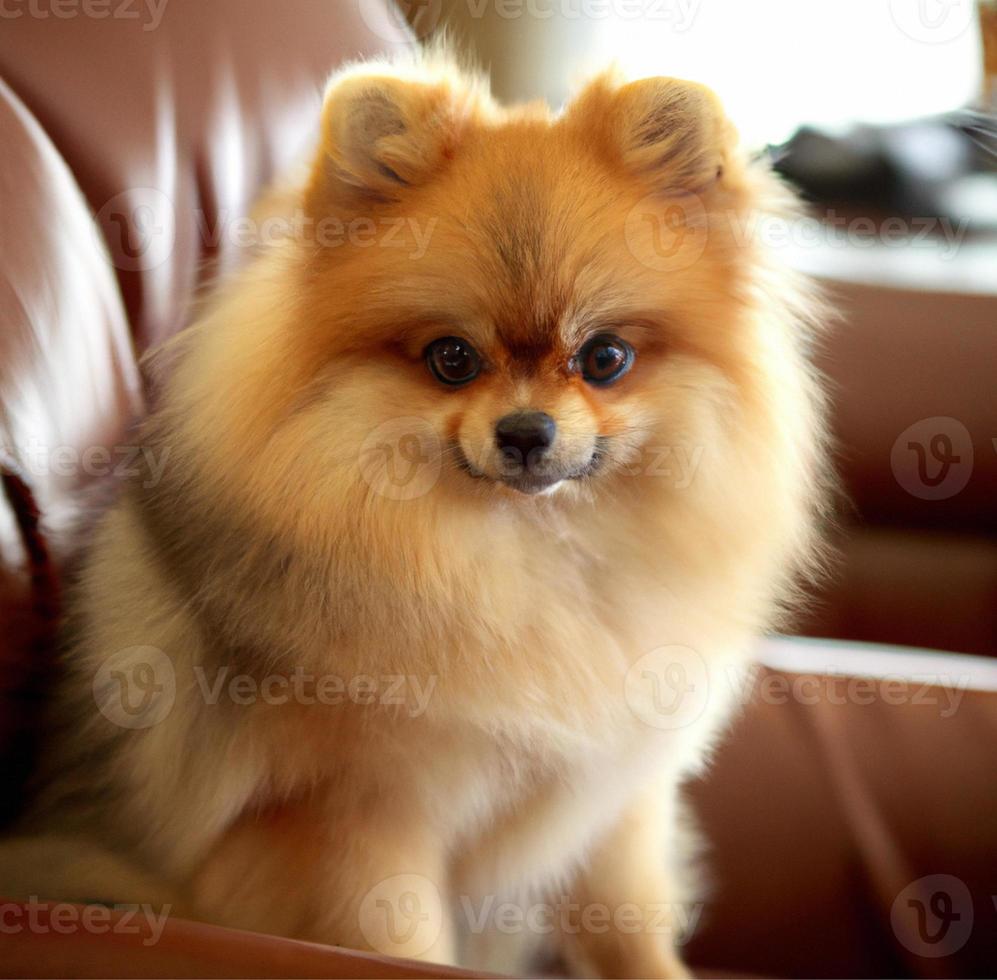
[2,3,996,977]
[800,281,997,658]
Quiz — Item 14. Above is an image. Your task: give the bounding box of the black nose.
[495,411,556,468]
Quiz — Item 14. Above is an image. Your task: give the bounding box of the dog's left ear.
[570,74,736,194]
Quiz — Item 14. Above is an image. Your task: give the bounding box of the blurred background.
[388,0,997,658]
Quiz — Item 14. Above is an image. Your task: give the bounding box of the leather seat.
[800,281,997,657]
[1,3,995,977]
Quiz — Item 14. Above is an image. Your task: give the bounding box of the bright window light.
[457,0,984,148]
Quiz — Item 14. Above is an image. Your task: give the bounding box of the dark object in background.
[772,113,997,232]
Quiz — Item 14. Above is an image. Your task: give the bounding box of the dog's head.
[274,59,764,510]
[193,56,815,535]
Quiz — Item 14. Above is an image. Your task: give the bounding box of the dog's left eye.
[578,334,634,386]
[425,336,481,386]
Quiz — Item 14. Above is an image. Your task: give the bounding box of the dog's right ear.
[305,67,484,210]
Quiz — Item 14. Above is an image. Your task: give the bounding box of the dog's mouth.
[454,439,608,495]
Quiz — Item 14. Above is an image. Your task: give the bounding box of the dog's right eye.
[425,337,481,387]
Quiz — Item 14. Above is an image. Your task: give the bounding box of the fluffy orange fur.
[0,54,828,978]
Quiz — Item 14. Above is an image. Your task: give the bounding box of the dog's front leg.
[190,796,455,965]
[559,785,692,979]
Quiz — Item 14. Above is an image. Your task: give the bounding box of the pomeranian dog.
[1,53,827,978]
